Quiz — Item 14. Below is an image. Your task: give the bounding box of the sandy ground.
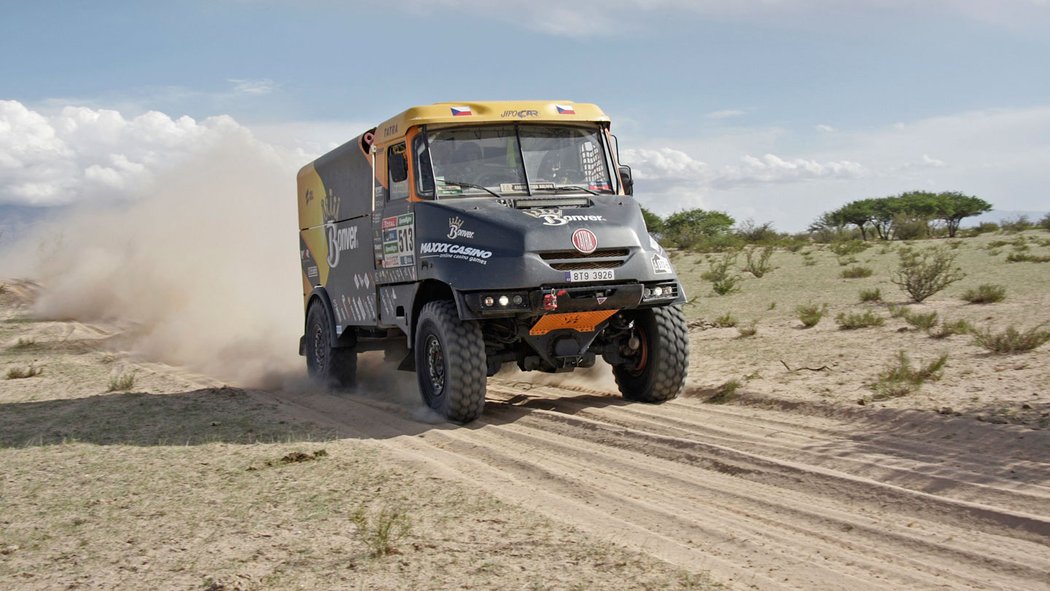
[2,232,1050,590]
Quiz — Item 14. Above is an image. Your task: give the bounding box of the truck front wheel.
[305,300,357,388]
[414,300,486,423]
[612,305,688,403]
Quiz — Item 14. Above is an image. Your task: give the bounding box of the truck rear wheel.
[612,305,688,403]
[305,300,357,388]
[414,300,486,423]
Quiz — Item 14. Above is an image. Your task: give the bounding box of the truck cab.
[298,101,688,422]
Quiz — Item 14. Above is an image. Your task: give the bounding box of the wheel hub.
[425,334,446,396]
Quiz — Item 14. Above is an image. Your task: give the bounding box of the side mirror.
[618,164,634,196]
[390,151,408,183]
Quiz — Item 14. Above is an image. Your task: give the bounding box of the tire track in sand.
[261,383,1050,591]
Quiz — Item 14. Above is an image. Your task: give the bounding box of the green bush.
[971,325,1050,354]
[743,245,775,278]
[835,310,885,330]
[902,309,938,331]
[892,246,965,302]
[871,351,948,400]
[858,288,882,303]
[841,266,874,279]
[796,304,828,328]
[714,312,738,328]
[107,372,136,392]
[702,252,741,295]
[930,319,974,339]
[1005,252,1050,263]
[961,284,1006,304]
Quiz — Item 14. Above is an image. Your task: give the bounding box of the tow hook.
[543,289,559,311]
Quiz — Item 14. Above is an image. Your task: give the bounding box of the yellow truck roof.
[374,101,610,144]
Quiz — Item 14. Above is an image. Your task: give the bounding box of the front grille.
[539,248,629,260]
[539,248,629,271]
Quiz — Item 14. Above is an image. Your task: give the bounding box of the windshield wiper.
[531,185,600,196]
[437,179,503,199]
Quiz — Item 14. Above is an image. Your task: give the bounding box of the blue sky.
[2,0,1049,230]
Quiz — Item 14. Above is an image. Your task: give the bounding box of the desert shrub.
[829,240,871,257]
[1005,252,1050,263]
[871,351,948,400]
[0,283,6,295]
[946,240,963,250]
[892,246,965,302]
[796,304,828,328]
[858,288,882,303]
[107,372,136,392]
[841,266,874,279]
[971,324,1050,354]
[1000,215,1032,233]
[350,504,412,557]
[901,309,938,331]
[802,255,817,267]
[961,284,1006,304]
[737,323,757,338]
[835,310,885,330]
[985,240,1010,249]
[974,222,999,234]
[714,312,738,328]
[702,252,741,295]
[887,304,908,318]
[736,219,780,243]
[930,319,974,339]
[743,245,775,278]
[9,337,37,350]
[705,379,741,404]
[6,366,43,379]
[1040,213,1050,231]
[780,236,808,252]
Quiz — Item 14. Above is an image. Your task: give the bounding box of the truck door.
[374,142,417,330]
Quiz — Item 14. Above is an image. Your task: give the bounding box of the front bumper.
[458,280,683,320]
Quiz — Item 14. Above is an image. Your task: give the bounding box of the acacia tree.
[936,192,992,237]
[663,209,735,249]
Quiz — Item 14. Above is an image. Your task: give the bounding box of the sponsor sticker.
[651,253,673,274]
[447,216,475,239]
[419,242,492,265]
[571,228,598,254]
[325,224,358,268]
[500,109,539,118]
[522,208,606,226]
[381,213,414,268]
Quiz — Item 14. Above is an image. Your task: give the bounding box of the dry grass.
[962,284,1006,304]
[713,312,738,328]
[6,365,43,379]
[796,304,827,328]
[841,266,874,279]
[871,351,948,400]
[858,288,882,303]
[835,310,885,330]
[107,372,136,392]
[929,319,974,340]
[902,309,939,331]
[971,324,1050,354]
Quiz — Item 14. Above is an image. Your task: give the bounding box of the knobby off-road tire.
[613,304,688,403]
[305,301,357,388]
[415,300,486,423]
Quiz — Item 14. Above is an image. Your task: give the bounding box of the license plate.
[564,269,615,282]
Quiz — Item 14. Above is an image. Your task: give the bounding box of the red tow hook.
[543,289,567,311]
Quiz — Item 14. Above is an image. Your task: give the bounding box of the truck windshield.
[423,124,613,197]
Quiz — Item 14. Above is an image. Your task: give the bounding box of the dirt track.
[263,376,1050,591]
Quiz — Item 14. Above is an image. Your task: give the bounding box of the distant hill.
[964,209,1049,227]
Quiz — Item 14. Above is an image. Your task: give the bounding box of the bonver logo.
[522,208,605,226]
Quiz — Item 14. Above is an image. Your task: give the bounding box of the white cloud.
[229,78,276,95]
[0,100,279,206]
[623,105,1050,230]
[399,0,1050,35]
[707,109,746,120]
[815,124,835,132]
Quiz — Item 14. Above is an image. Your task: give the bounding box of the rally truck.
[297,101,688,422]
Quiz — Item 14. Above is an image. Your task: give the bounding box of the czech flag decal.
[555,104,575,115]
[450,106,472,116]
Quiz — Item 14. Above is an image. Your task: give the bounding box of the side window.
[413,134,435,198]
[388,143,409,201]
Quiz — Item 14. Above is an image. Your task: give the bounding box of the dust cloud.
[1,133,306,387]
